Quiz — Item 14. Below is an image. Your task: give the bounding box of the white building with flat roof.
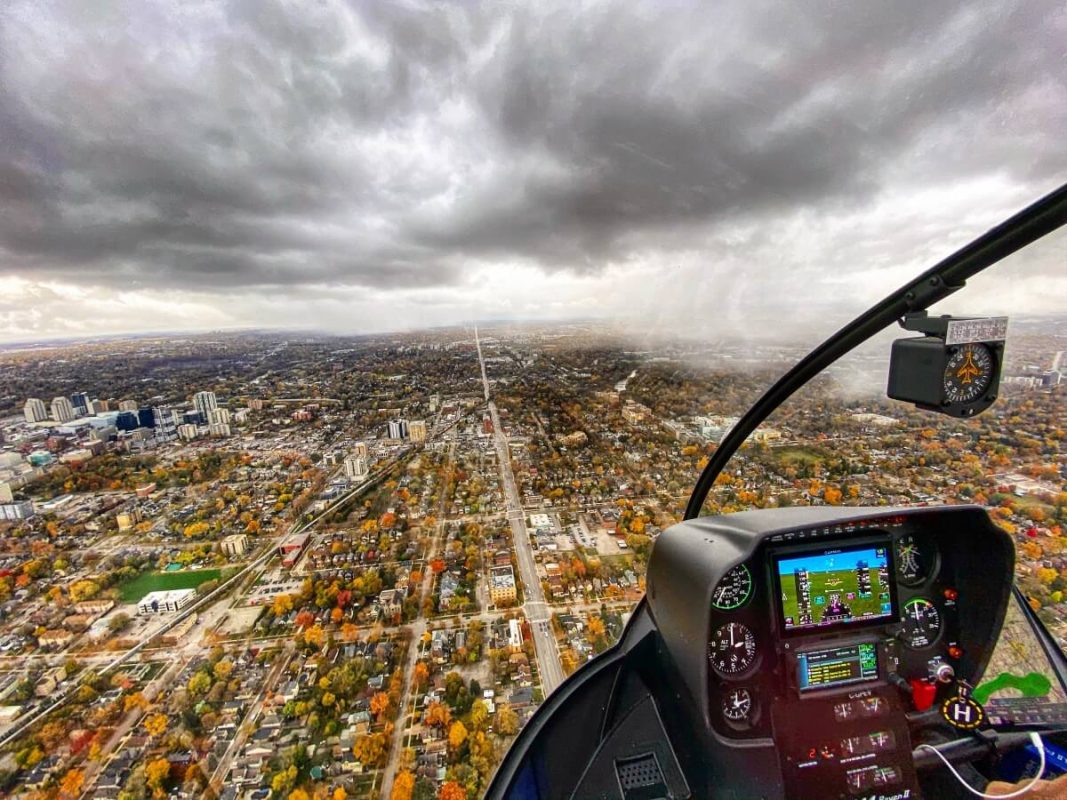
[137,589,196,615]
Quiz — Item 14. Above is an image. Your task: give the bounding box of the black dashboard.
[488,505,1021,800]
[650,506,1014,800]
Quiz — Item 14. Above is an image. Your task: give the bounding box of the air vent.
[616,753,670,799]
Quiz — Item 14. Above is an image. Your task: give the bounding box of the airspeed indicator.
[712,564,753,610]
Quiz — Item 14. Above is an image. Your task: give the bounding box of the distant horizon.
[2,309,1066,352]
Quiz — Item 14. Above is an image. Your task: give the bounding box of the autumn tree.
[448,720,469,752]
[144,713,168,738]
[424,701,451,730]
[495,703,520,736]
[469,699,489,731]
[58,768,84,798]
[438,782,466,800]
[370,691,391,720]
[354,732,388,767]
[391,770,416,800]
[413,662,430,690]
[145,758,171,798]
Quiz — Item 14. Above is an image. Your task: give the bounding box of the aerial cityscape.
[1,0,1065,797]
[0,320,1062,799]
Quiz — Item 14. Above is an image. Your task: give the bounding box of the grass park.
[118,568,224,603]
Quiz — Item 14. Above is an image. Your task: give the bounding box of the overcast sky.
[1,0,1064,344]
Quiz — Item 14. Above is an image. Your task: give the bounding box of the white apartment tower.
[344,455,369,481]
[50,397,75,423]
[24,398,48,424]
[193,391,218,423]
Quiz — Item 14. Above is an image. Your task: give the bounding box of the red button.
[948,646,963,659]
[944,588,958,601]
[910,679,937,712]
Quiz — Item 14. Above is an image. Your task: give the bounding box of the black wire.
[684,182,1067,520]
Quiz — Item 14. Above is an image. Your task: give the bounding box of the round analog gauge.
[944,343,994,405]
[709,622,758,676]
[721,687,755,727]
[896,535,938,586]
[901,598,942,649]
[712,564,753,610]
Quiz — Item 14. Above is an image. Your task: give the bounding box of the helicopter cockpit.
[486,184,1067,800]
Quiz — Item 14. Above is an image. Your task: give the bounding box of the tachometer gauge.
[943,343,994,405]
[712,564,753,610]
[901,598,942,649]
[709,622,758,676]
[722,687,755,727]
[896,536,937,586]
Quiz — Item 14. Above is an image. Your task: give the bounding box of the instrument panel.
[697,511,999,799]
[705,514,966,739]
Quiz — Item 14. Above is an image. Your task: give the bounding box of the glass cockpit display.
[775,543,897,634]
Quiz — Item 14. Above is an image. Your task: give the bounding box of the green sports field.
[118,568,223,603]
[780,564,888,628]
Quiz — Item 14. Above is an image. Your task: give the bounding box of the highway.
[476,326,566,696]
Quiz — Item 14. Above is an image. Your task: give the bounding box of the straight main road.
[475,327,565,695]
[380,434,457,800]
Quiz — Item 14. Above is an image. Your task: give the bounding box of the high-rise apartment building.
[388,419,409,440]
[409,420,428,442]
[193,391,218,424]
[153,407,178,441]
[70,392,90,416]
[51,397,75,423]
[24,398,48,424]
[209,408,231,425]
[344,455,369,480]
[118,399,139,412]
[352,442,369,459]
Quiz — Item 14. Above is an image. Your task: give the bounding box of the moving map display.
[777,544,895,633]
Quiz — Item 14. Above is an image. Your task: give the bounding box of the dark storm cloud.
[0,0,1064,291]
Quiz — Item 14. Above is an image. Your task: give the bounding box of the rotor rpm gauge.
[712,564,753,610]
[709,622,758,676]
[721,687,756,728]
[901,598,942,649]
[943,343,995,405]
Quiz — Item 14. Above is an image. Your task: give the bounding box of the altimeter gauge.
[709,622,758,676]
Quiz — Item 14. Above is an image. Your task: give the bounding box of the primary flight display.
[776,544,895,633]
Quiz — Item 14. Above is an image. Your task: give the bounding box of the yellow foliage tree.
[448,720,468,751]
[145,758,170,798]
[354,733,387,767]
[390,770,415,800]
[143,713,168,738]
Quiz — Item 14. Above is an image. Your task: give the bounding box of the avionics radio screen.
[797,642,879,692]
[775,543,895,633]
